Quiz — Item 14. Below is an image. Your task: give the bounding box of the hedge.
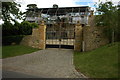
[2,21,38,36]
[2,35,25,45]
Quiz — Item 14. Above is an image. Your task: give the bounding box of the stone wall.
[20,21,46,49]
[20,29,40,49]
[83,26,109,51]
[88,16,95,27]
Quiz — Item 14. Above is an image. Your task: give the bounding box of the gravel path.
[2,48,85,78]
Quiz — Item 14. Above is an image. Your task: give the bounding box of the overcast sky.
[15,0,119,12]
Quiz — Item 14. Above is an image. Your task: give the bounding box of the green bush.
[2,21,17,36]
[2,21,39,36]
[31,23,38,28]
[2,35,25,45]
[19,21,32,35]
[2,21,39,45]
[2,21,34,36]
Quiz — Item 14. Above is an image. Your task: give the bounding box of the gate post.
[74,21,82,51]
[39,21,46,49]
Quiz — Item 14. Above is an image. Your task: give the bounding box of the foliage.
[2,45,40,58]
[2,35,25,45]
[31,23,39,28]
[2,21,38,36]
[2,21,16,36]
[1,1,26,36]
[53,4,58,8]
[117,4,120,41]
[95,1,119,42]
[74,42,119,78]
[25,4,38,18]
[27,4,37,9]
[19,21,32,35]
[2,1,23,23]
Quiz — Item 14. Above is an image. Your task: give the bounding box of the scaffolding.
[26,6,90,25]
[26,6,90,48]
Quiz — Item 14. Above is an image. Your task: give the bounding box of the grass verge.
[2,45,40,58]
[74,42,119,78]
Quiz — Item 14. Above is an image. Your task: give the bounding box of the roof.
[27,6,90,16]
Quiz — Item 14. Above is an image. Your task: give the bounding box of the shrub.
[2,21,15,36]
[19,21,32,35]
[2,35,25,45]
[2,21,21,36]
[2,21,38,36]
[31,22,38,28]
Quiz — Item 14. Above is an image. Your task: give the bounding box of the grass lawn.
[74,42,119,78]
[2,45,40,58]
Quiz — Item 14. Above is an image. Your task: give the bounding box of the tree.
[2,21,21,36]
[25,4,38,18]
[2,21,14,36]
[2,1,22,23]
[53,4,58,8]
[117,2,120,41]
[95,1,119,43]
[14,21,21,35]
[27,4,37,9]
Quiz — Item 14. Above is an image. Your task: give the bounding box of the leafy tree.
[53,4,58,8]
[95,1,119,43]
[14,21,21,35]
[2,1,23,23]
[24,4,38,19]
[117,3,120,41]
[27,4,37,9]
[2,21,35,36]
[2,21,21,36]
[2,21,14,36]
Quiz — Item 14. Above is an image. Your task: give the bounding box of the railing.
[26,17,41,21]
[26,16,88,24]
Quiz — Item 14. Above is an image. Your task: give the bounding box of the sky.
[15,0,119,12]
